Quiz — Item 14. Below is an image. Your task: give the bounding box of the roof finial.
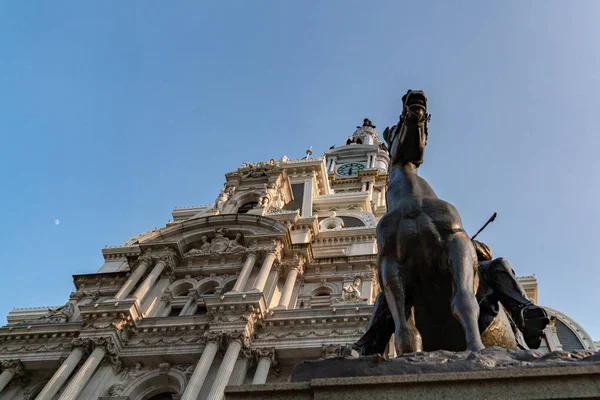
[304,146,313,159]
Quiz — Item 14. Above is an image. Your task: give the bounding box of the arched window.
[170,282,194,297]
[238,202,258,214]
[222,279,236,294]
[198,281,219,296]
[311,287,332,308]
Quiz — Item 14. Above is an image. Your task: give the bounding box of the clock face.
[336,163,365,176]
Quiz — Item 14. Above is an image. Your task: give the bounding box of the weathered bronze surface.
[356,90,548,355]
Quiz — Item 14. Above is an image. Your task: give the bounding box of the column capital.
[204,330,223,344]
[1,360,25,377]
[92,337,123,373]
[249,239,283,259]
[155,251,177,268]
[253,347,276,364]
[137,254,154,266]
[282,255,306,275]
[71,337,93,354]
[244,249,259,259]
[225,330,251,349]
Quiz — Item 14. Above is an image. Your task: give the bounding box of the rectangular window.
[283,183,305,211]
[168,306,183,317]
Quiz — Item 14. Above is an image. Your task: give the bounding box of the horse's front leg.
[448,233,485,351]
[380,255,415,354]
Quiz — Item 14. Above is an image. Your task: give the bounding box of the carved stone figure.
[184,236,211,256]
[342,277,363,302]
[257,183,278,208]
[199,236,211,253]
[40,302,74,323]
[227,233,246,253]
[183,230,249,257]
[209,228,230,253]
[106,362,145,396]
[360,90,488,355]
[214,186,235,211]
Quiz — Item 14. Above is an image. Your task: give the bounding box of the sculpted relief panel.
[183,228,247,257]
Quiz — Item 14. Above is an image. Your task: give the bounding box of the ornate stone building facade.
[0,121,596,399]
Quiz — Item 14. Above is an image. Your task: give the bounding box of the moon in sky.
[54,219,60,225]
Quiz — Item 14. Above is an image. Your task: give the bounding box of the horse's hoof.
[467,342,486,352]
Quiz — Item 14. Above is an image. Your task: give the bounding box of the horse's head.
[383,89,431,167]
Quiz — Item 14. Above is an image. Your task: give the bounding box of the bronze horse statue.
[363,90,518,355]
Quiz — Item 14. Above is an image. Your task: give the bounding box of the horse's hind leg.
[448,234,485,351]
[380,256,415,354]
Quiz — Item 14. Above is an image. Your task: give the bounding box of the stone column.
[180,332,221,400]
[206,332,247,400]
[114,255,152,301]
[57,346,106,400]
[301,180,313,217]
[252,244,281,292]
[231,252,257,292]
[228,348,251,386]
[0,360,23,393]
[152,290,173,317]
[277,259,304,309]
[329,158,336,174]
[35,345,85,400]
[180,289,198,316]
[252,347,276,385]
[132,254,174,304]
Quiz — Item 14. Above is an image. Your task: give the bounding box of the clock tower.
[325,118,390,217]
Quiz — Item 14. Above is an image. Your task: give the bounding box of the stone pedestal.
[225,348,600,400]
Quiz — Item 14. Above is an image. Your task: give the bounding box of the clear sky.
[1,1,599,341]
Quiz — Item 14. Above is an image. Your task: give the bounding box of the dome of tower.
[345,118,381,146]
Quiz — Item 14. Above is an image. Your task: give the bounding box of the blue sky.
[1,1,598,340]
